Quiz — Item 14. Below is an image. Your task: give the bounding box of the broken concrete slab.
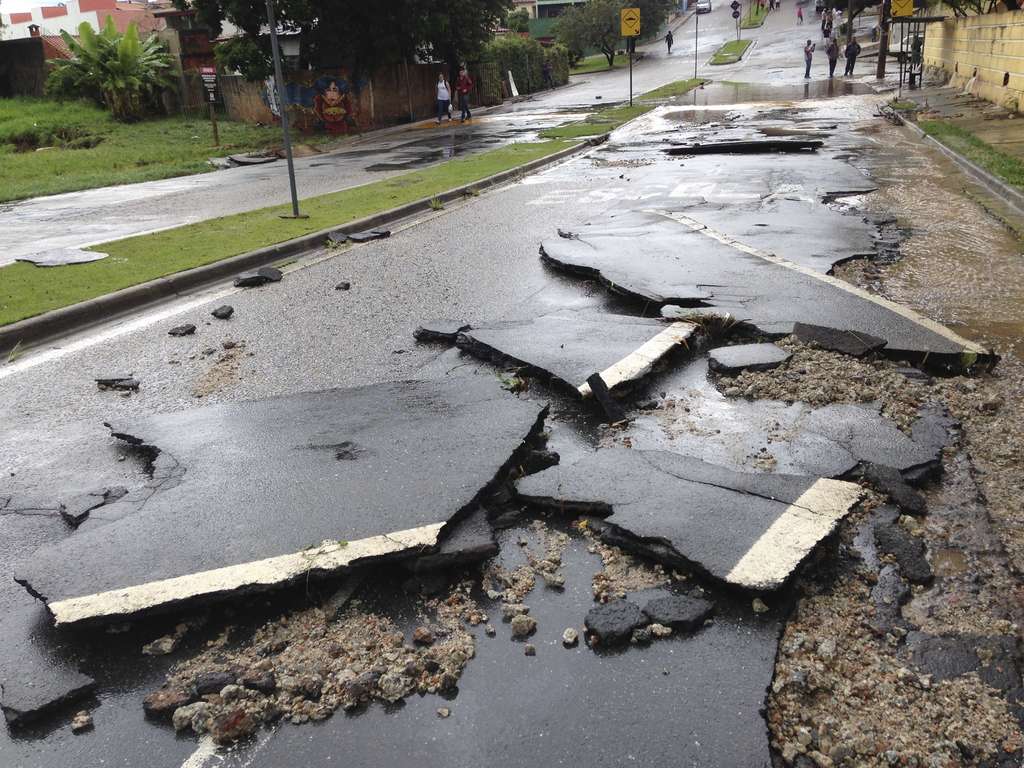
[17,378,546,625]
[708,343,790,375]
[584,600,648,646]
[905,633,1023,700]
[418,311,696,397]
[517,449,863,591]
[663,139,823,155]
[15,248,108,267]
[540,211,993,370]
[95,377,139,392]
[413,320,471,343]
[211,305,234,320]
[411,507,498,572]
[874,520,933,585]
[332,229,390,243]
[792,323,887,357]
[0,604,96,726]
[168,324,197,337]
[233,267,282,288]
[642,594,713,632]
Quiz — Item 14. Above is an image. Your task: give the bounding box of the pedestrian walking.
[665,29,674,54]
[804,39,815,78]
[797,5,804,23]
[435,73,451,124]
[826,36,839,78]
[843,36,861,75]
[456,65,474,122]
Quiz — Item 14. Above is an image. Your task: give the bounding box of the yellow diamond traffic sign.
[892,0,914,17]
[621,7,641,37]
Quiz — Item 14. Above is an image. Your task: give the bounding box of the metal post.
[208,102,219,146]
[876,0,890,79]
[266,0,304,219]
[629,38,633,106]
[694,12,699,81]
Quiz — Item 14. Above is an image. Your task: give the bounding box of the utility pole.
[265,0,304,219]
[846,0,853,44]
[694,11,699,81]
[876,0,890,79]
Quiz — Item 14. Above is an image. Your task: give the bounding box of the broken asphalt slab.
[16,378,547,626]
[663,139,823,155]
[233,267,282,288]
[708,343,790,374]
[540,211,993,370]
[15,248,108,267]
[417,310,697,397]
[516,448,864,591]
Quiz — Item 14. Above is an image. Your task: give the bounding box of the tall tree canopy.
[555,0,675,67]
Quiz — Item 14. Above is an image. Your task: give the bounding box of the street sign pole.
[629,38,633,106]
[621,7,641,107]
[731,1,742,40]
[199,66,220,146]
[694,12,699,81]
[265,0,304,219]
[209,102,219,146]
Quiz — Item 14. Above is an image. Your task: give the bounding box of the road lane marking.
[578,321,695,396]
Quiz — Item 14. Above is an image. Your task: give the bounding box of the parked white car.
[696,0,712,13]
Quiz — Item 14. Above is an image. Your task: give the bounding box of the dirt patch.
[192,341,249,398]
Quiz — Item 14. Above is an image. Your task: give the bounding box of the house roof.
[41,33,74,58]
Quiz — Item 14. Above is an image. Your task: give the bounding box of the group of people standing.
[804,34,862,78]
[435,66,475,124]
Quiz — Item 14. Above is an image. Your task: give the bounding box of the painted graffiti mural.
[262,70,369,134]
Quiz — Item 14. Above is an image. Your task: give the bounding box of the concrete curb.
[897,114,1024,216]
[0,139,593,356]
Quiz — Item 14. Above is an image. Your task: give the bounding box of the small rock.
[541,571,565,589]
[643,594,713,632]
[142,634,178,656]
[485,589,502,600]
[584,599,648,646]
[412,627,435,646]
[510,614,537,638]
[817,637,837,660]
[376,672,407,703]
[70,711,93,733]
[649,623,673,638]
[524,644,536,656]
[95,376,139,392]
[631,626,653,645]
[562,627,579,647]
[436,707,450,718]
[501,603,529,621]
[222,340,237,350]
[335,281,351,291]
[210,708,257,745]
[233,267,282,288]
[242,672,276,694]
[193,670,236,696]
[211,305,234,320]
[143,688,192,719]
[172,701,210,733]
[752,598,769,614]
[484,624,496,637]
[219,684,244,702]
[168,324,196,337]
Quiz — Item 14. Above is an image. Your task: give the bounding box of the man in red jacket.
[456,65,474,123]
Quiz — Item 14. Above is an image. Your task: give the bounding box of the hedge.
[481,37,569,98]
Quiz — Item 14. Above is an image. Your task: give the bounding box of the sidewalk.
[911,82,1024,164]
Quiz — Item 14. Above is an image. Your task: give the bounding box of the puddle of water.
[862,130,1024,354]
[931,547,969,576]
[683,79,871,106]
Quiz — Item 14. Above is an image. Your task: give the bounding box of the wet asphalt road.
[0,12,904,766]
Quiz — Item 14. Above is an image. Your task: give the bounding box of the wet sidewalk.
[911,80,1024,162]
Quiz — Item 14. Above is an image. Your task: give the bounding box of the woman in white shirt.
[436,74,452,123]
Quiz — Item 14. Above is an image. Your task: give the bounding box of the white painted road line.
[578,321,696,396]
[49,523,444,626]
[725,478,864,591]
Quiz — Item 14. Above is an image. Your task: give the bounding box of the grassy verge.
[740,4,767,28]
[919,120,1024,193]
[0,141,574,327]
[0,97,338,203]
[539,78,703,139]
[570,53,627,75]
[710,39,752,65]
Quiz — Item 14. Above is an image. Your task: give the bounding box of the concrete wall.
[923,9,1024,112]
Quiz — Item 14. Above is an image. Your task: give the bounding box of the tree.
[556,0,621,68]
[46,18,174,121]
[506,7,530,32]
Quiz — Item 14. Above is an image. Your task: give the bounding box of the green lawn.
[710,39,752,65]
[539,79,703,139]
[740,4,767,28]
[919,120,1024,192]
[0,97,335,203]
[0,141,574,327]
[570,53,627,75]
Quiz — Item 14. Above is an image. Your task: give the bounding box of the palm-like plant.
[46,18,175,121]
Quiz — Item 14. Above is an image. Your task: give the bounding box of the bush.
[483,35,546,95]
[544,44,570,87]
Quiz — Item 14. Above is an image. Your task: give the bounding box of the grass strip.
[0,141,573,327]
[919,120,1024,192]
[570,53,628,75]
[0,97,339,203]
[710,39,752,65]
[740,4,767,28]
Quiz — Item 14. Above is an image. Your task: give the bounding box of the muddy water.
[861,127,1024,355]
[685,79,871,106]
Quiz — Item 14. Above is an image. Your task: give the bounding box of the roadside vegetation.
[740,3,767,28]
[0,141,574,326]
[0,98,313,203]
[710,39,752,65]
[919,120,1024,192]
[570,52,628,74]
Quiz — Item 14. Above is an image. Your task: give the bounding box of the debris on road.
[95,376,139,392]
[334,281,351,291]
[168,324,197,337]
[664,139,823,155]
[518,449,863,591]
[414,320,471,343]
[17,378,546,625]
[708,343,790,374]
[642,594,713,632]
[792,322,886,358]
[233,267,283,288]
[16,248,108,267]
[211,305,234,320]
[69,710,93,733]
[332,229,391,243]
[584,599,648,646]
